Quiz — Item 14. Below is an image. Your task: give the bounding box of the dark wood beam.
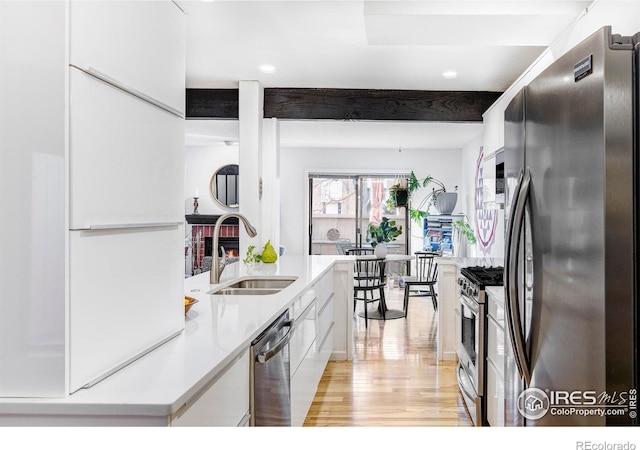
[264,88,500,121]
[185,88,502,121]
[186,88,239,119]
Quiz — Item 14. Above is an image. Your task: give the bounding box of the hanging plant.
[387,183,409,208]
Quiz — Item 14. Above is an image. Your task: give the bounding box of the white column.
[238,81,263,257]
[261,118,281,255]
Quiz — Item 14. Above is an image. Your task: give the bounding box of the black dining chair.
[345,247,374,256]
[353,257,386,327]
[402,252,439,317]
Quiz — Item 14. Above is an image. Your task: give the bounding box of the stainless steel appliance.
[457,266,504,426]
[250,310,293,426]
[503,26,639,426]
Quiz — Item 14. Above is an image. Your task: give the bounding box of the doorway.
[308,174,410,256]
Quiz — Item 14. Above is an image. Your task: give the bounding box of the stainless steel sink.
[213,288,283,296]
[226,278,296,290]
[209,277,297,296]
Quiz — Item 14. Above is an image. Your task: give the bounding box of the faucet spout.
[210,213,258,284]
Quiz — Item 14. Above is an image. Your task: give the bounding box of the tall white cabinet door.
[69,226,184,392]
[0,0,67,397]
[69,69,184,229]
[69,0,185,115]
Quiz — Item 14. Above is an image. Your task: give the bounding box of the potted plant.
[407,170,458,224]
[387,182,410,208]
[366,217,402,258]
[452,218,477,256]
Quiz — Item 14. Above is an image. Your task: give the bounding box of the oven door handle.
[456,363,477,401]
[256,320,293,364]
[505,168,532,385]
[459,292,479,314]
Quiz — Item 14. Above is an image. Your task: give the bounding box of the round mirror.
[209,164,239,208]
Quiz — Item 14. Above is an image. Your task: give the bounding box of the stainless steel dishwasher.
[250,309,293,426]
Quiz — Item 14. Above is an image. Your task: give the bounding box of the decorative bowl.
[184,296,198,315]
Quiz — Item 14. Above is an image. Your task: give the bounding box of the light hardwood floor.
[304,283,472,427]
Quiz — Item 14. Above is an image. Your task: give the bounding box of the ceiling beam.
[186,88,502,121]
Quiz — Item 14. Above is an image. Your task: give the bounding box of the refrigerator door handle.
[505,168,532,385]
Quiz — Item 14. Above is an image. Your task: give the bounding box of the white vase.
[374,243,388,258]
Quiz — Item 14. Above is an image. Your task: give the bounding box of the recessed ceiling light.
[443,71,457,79]
[259,64,276,74]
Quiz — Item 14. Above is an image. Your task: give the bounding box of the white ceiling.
[181,0,593,149]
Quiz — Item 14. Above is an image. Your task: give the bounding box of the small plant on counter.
[243,245,262,265]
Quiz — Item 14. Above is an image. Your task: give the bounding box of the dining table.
[354,253,414,321]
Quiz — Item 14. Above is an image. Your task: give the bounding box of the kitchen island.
[0,255,353,426]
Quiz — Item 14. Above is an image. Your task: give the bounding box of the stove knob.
[472,288,478,297]
[457,278,464,286]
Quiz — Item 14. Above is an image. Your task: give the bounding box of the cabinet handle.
[71,222,182,231]
[318,293,335,316]
[70,64,184,119]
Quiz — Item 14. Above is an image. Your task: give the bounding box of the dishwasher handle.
[256,320,293,364]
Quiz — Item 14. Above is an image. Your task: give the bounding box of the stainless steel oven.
[457,266,503,427]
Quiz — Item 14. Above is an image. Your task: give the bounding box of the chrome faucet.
[210,213,258,284]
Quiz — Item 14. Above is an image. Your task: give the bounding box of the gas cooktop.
[460,266,504,288]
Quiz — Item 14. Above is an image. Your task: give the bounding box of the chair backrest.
[415,253,438,282]
[335,238,352,255]
[345,247,374,256]
[353,258,385,288]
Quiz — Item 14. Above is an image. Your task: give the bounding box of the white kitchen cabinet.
[317,293,335,370]
[170,349,250,427]
[290,299,317,378]
[437,260,459,361]
[0,1,185,397]
[69,226,184,392]
[68,68,184,229]
[290,270,335,426]
[0,1,67,397]
[486,288,505,426]
[69,0,185,115]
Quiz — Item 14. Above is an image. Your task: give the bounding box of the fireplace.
[186,215,240,275]
[204,237,240,259]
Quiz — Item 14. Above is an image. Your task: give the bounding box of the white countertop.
[0,255,342,418]
[436,255,504,269]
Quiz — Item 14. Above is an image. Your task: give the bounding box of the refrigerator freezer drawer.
[68,226,184,392]
[69,68,184,230]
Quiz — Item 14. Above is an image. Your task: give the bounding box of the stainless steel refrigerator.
[503,26,638,426]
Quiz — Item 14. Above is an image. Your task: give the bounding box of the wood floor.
[304,284,472,427]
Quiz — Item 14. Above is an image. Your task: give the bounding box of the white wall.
[279,145,473,256]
